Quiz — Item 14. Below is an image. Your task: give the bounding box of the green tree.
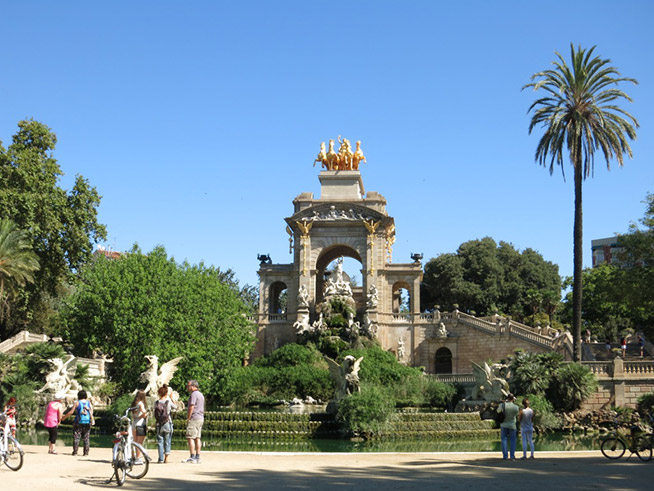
[0,120,106,337]
[421,238,560,320]
[524,45,639,361]
[0,220,40,321]
[61,245,256,400]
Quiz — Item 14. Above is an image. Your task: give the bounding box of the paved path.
[2,445,652,490]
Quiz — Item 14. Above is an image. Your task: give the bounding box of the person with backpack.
[154,384,176,463]
[63,390,94,456]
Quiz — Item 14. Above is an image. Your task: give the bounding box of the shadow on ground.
[74,456,652,490]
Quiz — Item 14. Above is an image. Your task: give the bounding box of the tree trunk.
[572,160,584,362]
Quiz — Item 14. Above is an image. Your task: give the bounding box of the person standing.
[497,393,520,460]
[63,390,94,456]
[519,398,535,459]
[639,335,645,358]
[43,392,65,454]
[621,336,627,358]
[155,384,176,463]
[130,390,149,464]
[183,380,204,464]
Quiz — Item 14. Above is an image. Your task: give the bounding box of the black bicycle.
[600,418,652,462]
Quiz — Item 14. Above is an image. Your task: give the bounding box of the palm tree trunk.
[572,159,584,362]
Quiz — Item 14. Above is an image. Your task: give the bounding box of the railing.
[624,360,654,377]
[433,373,475,384]
[0,330,61,354]
[268,314,287,322]
[508,322,554,349]
[457,312,498,336]
[583,361,612,378]
[392,313,412,323]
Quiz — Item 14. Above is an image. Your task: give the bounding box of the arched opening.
[434,347,452,374]
[392,281,411,314]
[269,281,288,317]
[315,246,362,305]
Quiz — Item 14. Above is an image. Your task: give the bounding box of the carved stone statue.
[471,361,509,402]
[324,257,353,298]
[437,322,448,338]
[327,355,364,399]
[312,312,325,333]
[366,284,379,308]
[136,355,183,400]
[362,313,378,338]
[297,285,309,308]
[293,312,311,334]
[397,337,406,362]
[38,355,76,395]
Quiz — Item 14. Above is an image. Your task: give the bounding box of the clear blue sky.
[1,1,652,289]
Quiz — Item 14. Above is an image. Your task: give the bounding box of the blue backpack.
[76,400,91,424]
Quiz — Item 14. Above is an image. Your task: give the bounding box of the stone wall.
[582,358,654,409]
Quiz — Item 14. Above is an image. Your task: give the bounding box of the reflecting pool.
[20,430,601,453]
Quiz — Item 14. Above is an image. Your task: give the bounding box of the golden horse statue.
[352,140,366,170]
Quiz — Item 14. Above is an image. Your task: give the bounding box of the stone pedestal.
[318,171,365,199]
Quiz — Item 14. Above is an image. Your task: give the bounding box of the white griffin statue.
[135,355,183,401]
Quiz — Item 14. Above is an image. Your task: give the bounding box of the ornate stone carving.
[297,285,309,308]
[327,355,364,399]
[366,285,379,308]
[471,361,509,402]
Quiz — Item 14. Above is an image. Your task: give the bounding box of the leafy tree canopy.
[421,237,561,321]
[0,120,106,337]
[61,245,256,399]
[561,193,654,339]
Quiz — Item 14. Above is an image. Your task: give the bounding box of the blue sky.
[1,1,652,289]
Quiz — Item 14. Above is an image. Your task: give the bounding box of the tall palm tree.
[524,44,639,361]
[0,219,40,323]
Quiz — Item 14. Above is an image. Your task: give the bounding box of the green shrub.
[509,350,562,396]
[637,392,654,414]
[518,393,560,431]
[424,378,457,408]
[254,343,324,368]
[336,384,395,438]
[106,393,134,417]
[547,363,597,412]
[342,346,422,387]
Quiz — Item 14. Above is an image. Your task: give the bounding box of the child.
[3,397,17,437]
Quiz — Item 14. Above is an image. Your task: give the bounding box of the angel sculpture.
[38,355,76,394]
[327,355,364,399]
[471,361,509,402]
[136,355,183,399]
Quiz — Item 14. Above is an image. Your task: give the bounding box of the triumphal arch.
[254,138,573,374]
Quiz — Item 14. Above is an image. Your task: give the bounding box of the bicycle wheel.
[4,436,24,471]
[125,443,149,479]
[601,437,626,459]
[113,446,126,486]
[635,436,652,462]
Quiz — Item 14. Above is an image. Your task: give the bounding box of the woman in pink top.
[44,393,65,454]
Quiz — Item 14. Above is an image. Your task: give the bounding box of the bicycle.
[108,406,151,486]
[600,418,652,462]
[0,407,24,471]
